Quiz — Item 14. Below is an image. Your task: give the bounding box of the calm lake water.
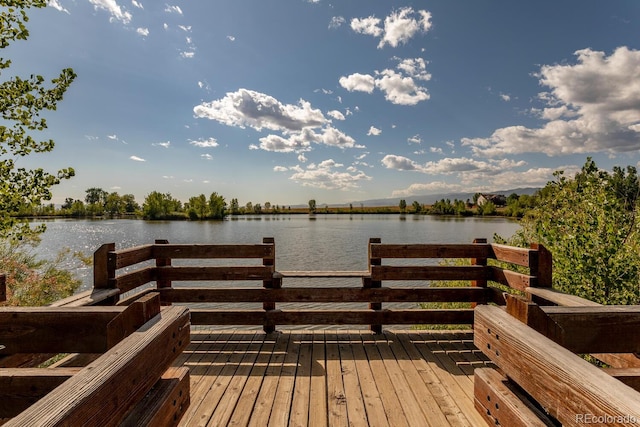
[33,215,521,292]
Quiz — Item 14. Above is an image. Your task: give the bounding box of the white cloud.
[382,155,526,175]
[499,93,511,102]
[257,126,361,152]
[153,140,170,148]
[329,16,345,29]
[339,57,431,105]
[350,16,382,37]
[180,51,195,59]
[351,7,432,49]
[89,0,132,24]
[367,126,382,136]
[463,47,640,156]
[227,35,236,42]
[327,110,345,121]
[407,134,421,144]
[163,23,169,30]
[339,73,375,93]
[430,147,443,154]
[392,182,463,197]
[201,154,213,160]
[178,25,191,32]
[298,153,308,163]
[189,137,219,148]
[131,0,143,9]
[274,166,288,172]
[48,0,70,13]
[194,88,327,132]
[289,159,371,190]
[130,155,146,162]
[381,154,424,171]
[164,4,182,14]
[136,27,149,37]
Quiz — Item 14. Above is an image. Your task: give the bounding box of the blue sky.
[9,1,640,206]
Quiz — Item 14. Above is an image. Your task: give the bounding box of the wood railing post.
[94,243,118,305]
[0,273,5,302]
[262,237,278,333]
[529,243,552,288]
[368,237,382,334]
[471,238,488,310]
[155,240,171,305]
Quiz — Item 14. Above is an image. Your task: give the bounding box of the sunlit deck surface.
[173,328,492,427]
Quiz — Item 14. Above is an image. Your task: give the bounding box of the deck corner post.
[471,239,488,312]
[155,240,172,305]
[263,237,277,333]
[529,243,552,288]
[368,237,383,334]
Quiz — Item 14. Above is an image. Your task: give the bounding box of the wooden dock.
[174,329,491,427]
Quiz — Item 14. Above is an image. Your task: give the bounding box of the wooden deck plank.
[359,332,410,427]
[175,329,488,427]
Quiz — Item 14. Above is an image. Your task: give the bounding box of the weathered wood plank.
[159,287,489,304]
[0,368,79,418]
[474,368,555,427]
[370,244,493,259]
[489,244,534,267]
[112,244,154,269]
[111,267,155,293]
[49,288,121,307]
[120,367,190,427]
[325,332,349,426]
[0,307,126,354]
[526,286,601,307]
[488,266,534,291]
[335,332,370,427]
[152,244,274,260]
[157,266,273,281]
[278,270,369,278]
[6,306,190,427]
[189,309,474,326]
[603,368,640,392]
[370,265,486,281]
[94,243,115,289]
[267,332,301,427]
[289,332,313,427]
[106,292,161,348]
[309,332,328,427]
[539,305,640,353]
[474,305,640,426]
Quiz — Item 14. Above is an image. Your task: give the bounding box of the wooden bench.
[0,293,190,426]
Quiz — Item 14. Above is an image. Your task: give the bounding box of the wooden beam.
[369,243,493,259]
[602,368,640,392]
[525,286,600,307]
[539,305,640,354]
[474,368,556,427]
[0,368,80,418]
[489,244,535,267]
[151,243,274,259]
[474,305,640,426]
[488,266,534,291]
[120,367,190,427]
[111,244,154,270]
[370,265,486,281]
[156,266,272,281]
[158,286,489,303]
[0,307,126,354]
[106,293,161,348]
[278,270,368,278]
[189,308,474,326]
[49,288,121,307]
[6,306,190,427]
[93,243,115,289]
[112,267,155,293]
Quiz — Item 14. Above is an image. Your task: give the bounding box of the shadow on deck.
[175,329,491,427]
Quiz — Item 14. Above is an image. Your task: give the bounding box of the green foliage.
[477,200,496,216]
[142,191,184,220]
[0,0,76,241]
[308,199,316,213]
[398,199,407,213]
[428,198,472,216]
[0,240,83,306]
[412,200,422,213]
[502,158,640,305]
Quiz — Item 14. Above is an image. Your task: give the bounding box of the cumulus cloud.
[367,126,382,136]
[339,73,376,93]
[382,155,526,175]
[327,110,345,121]
[289,159,371,190]
[189,137,219,148]
[463,47,640,156]
[407,134,422,144]
[273,166,288,172]
[152,140,170,148]
[201,154,212,160]
[392,182,463,197]
[339,57,431,105]
[48,0,70,13]
[329,16,345,29]
[351,7,432,49]
[130,155,146,162]
[136,27,149,37]
[131,0,143,9]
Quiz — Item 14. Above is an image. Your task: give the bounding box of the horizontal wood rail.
[77,237,554,332]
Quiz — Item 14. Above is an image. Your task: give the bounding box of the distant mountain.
[342,187,541,207]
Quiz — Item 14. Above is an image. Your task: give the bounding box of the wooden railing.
[77,237,553,333]
[0,293,190,426]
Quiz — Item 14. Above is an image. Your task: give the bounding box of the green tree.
[308,199,316,213]
[104,192,124,217]
[208,192,226,219]
[0,0,76,241]
[229,198,240,215]
[142,191,183,220]
[121,194,139,213]
[412,200,422,213]
[187,194,209,220]
[501,158,640,305]
[399,199,407,213]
